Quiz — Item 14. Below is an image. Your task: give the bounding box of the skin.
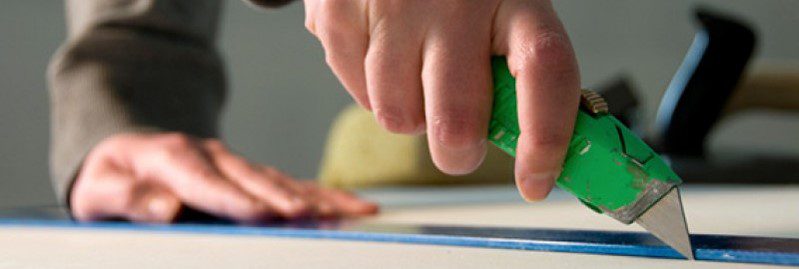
[71,0,580,222]
[71,133,378,223]
[305,0,580,201]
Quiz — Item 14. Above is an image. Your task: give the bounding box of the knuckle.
[160,133,194,149]
[514,29,575,70]
[304,18,316,35]
[204,139,224,148]
[97,135,125,149]
[155,135,198,162]
[158,145,187,163]
[258,165,279,175]
[319,34,357,70]
[80,149,111,175]
[323,52,341,69]
[203,139,227,153]
[93,134,138,155]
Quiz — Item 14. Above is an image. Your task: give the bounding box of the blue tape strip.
[1,218,797,266]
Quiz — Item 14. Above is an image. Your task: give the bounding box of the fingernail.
[291,197,305,206]
[375,109,412,133]
[444,138,487,155]
[147,196,174,219]
[361,202,380,215]
[519,171,559,202]
[433,138,487,175]
[376,111,400,130]
[317,203,335,217]
[290,197,308,211]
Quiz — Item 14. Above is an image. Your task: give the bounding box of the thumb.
[71,170,180,223]
[126,183,181,223]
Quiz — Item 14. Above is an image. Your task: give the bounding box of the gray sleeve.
[47,0,227,205]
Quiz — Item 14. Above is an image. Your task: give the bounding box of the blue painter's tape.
[0,217,797,266]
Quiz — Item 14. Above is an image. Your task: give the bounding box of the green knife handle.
[489,57,682,224]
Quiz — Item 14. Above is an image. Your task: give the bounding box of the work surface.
[1,185,798,268]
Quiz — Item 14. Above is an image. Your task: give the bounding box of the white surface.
[1,185,797,268]
[366,185,799,238]
[0,228,782,269]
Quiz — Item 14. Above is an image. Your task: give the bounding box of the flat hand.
[70,133,378,223]
[305,0,580,200]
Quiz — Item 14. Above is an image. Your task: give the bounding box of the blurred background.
[1,0,797,208]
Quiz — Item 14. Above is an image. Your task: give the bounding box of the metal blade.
[635,188,694,259]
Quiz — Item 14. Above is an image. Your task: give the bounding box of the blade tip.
[678,248,695,260]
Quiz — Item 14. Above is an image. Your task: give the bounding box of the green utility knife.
[489,57,694,259]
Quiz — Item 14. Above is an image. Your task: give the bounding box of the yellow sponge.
[318,104,515,189]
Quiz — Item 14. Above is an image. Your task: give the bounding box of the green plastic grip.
[489,57,682,224]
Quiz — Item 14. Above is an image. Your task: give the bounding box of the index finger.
[494,1,580,201]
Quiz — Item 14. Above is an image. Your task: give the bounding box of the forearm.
[47,0,226,205]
